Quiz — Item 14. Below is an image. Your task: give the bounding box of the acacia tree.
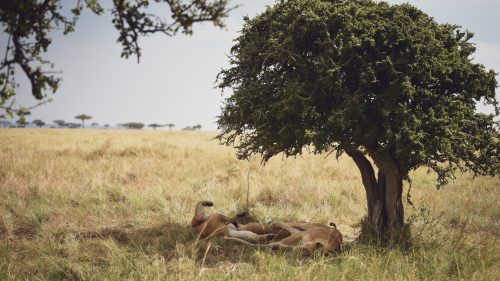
[66,122,81,129]
[32,119,45,128]
[216,0,499,235]
[148,123,166,130]
[121,122,144,129]
[166,123,175,131]
[0,0,234,115]
[75,114,92,128]
[53,119,66,127]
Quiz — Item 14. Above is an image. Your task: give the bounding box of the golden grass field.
[0,129,498,280]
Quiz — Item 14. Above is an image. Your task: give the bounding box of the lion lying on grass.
[191,200,277,243]
[267,222,343,253]
[191,200,343,253]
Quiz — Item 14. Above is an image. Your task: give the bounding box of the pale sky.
[2,0,499,130]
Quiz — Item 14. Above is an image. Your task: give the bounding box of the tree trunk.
[346,149,404,235]
[346,149,383,233]
[369,151,404,229]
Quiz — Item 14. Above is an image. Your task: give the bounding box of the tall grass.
[0,129,498,280]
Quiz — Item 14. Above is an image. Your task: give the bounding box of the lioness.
[268,222,343,253]
[191,200,275,243]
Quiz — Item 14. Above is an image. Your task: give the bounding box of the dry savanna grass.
[0,129,498,280]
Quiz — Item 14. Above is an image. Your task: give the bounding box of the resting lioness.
[191,200,275,243]
[268,222,343,253]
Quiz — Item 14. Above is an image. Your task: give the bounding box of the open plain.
[0,129,498,280]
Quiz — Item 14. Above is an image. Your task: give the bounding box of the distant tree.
[216,0,499,236]
[0,119,10,127]
[32,119,45,128]
[166,123,175,131]
[121,122,145,130]
[91,122,99,128]
[75,114,92,128]
[0,0,235,114]
[104,124,110,128]
[182,124,201,131]
[16,119,27,128]
[53,119,66,127]
[65,122,81,129]
[148,123,166,130]
[0,119,12,127]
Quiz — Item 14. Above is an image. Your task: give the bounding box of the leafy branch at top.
[0,0,235,116]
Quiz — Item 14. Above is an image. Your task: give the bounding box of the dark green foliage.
[0,0,234,113]
[166,123,175,130]
[148,123,166,130]
[32,119,45,128]
[65,123,81,129]
[111,0,233,61]
[183,124,202,131]
[217,0,499,187]
[75,114,92,128]
[15,118,27,128]
[53,120,66,127]
[121,122,145,130]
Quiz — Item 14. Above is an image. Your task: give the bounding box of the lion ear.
[329,222,337,228]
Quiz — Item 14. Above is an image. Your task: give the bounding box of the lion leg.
[296,241,319,253]
[277,232,302,245]
[269,242,294,250]
[268,232,303,250]
[193,201,212,220]
[227,224,274,242]
[272,223,302,235]
[224,210,247,225]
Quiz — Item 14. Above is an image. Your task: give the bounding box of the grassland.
[0,129,498,280]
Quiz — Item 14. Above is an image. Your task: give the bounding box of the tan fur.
[191,200,342,253]
[191,200,275,243]
[237,222,291,240]
[269,222,343,253]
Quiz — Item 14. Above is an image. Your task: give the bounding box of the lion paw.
[201,201,214,207]
[236,211,248,217]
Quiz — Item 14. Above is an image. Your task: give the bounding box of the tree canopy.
[75,114,92,128]
[183,124,202,131]
[32,119,45,128]
[148,123,166,130]
[166,123,175,130]
[121,122,145,129]
[216,0,499,233]
[0,0,234,116]
[53,119,66,127]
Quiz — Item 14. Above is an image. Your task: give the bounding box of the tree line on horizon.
[0,113,201,131]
